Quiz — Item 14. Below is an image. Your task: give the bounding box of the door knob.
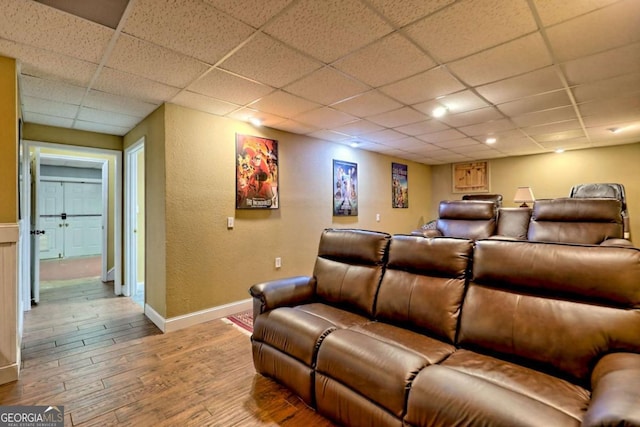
[64,223,69,227]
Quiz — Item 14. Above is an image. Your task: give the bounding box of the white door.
[30,149,42,303]
[63,182,103,258]
[125,139,145,299]
[39,181,64,260]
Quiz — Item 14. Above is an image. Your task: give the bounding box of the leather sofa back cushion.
[529,198,623,244]
[439,200,496,220]
[375,236,473,342]
[314,228,391,316]
[437,201,497,239]
[459,239,640,382]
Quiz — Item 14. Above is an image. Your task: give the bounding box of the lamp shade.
[514,186,535,206]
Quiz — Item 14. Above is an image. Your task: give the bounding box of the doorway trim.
[124,137,144,298]
[20,140,123,302]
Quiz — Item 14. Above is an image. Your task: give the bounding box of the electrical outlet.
[275,257,282,268]
[227,217,234,229]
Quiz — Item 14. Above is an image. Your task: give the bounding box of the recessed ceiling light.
[485,137,497,144]
[249,117,262,127]
[431,106,447,118]
[350,141,360,148]
[608,127,623,134]
[555,148,565,153]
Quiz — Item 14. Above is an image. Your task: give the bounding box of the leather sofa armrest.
[410,229,443,238]
[249,275,315,319]
[600,238,634,247]
[582,353,640,427]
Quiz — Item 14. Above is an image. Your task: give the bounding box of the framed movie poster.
[333,159,358,216]
[236,134,278,209]
[392,162,408,208]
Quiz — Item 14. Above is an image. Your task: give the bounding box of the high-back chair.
[412,200,498,240]
[569,183,630,239]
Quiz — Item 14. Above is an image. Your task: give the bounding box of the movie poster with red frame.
[236,134,278,209]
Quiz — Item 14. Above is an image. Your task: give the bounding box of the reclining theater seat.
[570,182,631,239]
[315,235,474,427]
[413,200,497,239]
[528,198,630,245]
[249,228,390,406]
[462,193,503,207]
[405,239,640,427]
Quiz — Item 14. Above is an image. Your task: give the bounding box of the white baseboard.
[143,298,253,334]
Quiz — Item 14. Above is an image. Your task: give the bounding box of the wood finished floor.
[0,279,335,426]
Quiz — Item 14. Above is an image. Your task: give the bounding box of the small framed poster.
[452,161,489,193]
[392,162,408,208]
[333,159,358,216]
[236,134,278,209]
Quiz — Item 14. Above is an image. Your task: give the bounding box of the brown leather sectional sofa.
[250,228,640,427]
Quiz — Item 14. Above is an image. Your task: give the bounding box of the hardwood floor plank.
[0,279,336,426]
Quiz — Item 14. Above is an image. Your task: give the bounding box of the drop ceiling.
[2,0,639,165]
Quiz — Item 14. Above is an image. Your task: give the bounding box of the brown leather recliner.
[569,183,630,239]
[528,198,632,246]
[461,193,503,207]
[412,200,497,240]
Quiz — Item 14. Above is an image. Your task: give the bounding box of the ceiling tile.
[171,91,240,116]
[364,129,407,143]
[0,39,96,88]
[418,128,467,143]
[533,0,620,27]
[73,120,130,136]
[36,0,129,29]
[20,75,86,104]
[84,90,159,118]
[379,66,465,105]
[366,107,428,127]
[0,0,113,63]
[263,0,393,63]
[433,90,490,114]
[122,0,254,65]
[381,137,429,150]
[404,0,537,62]
[436,138,480,149]
[333,33,435,87]
[77,106,140,128]
[22,96,79,119]
[405,142,443,154]
[23,111,73,128]
[204,0,294,28]
[476,66,565,104]
[308,129,351,142]
[572,72,640,103]
[293,107,358,128]
[187,69,274,106]
[561,42,640,85]
[366,0,455,27]
[274,119,319,135]
[526,122,584,138]
[284,67,369,105]
[440,107,504,127]
[512,105,578,127]
[248,90,320,117]
[458,118,516,137]
[219,33,322,88]
[580,96,640,125]
[226,107,286,127]
[93,67,181,104]
[545,0,640,62]
[108,34,209,88]
[394,120,449,136]
[333,120,385,136]
[331,90,402,117]
[449,33,553,86]
[497,90,572,116]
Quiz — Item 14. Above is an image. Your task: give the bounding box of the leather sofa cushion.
[496,207,531,239]
[316,329,428,418]
[439,200,496,220]
[252,307,336,366]
[314,229,390,316]
[375,236,473,342]
[406,363,585,427]
[294,303,371,328]
[460,240,640,382]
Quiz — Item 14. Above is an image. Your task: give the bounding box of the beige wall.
[0,56,17,223]
[430,143,640,242]
[124,105,166,316]
[23,123,122,151]
[142,103,431,318]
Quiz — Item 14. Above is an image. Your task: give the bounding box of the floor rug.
[223,310,253,334]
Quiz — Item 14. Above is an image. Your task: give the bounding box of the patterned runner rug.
[223,310,253,334]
